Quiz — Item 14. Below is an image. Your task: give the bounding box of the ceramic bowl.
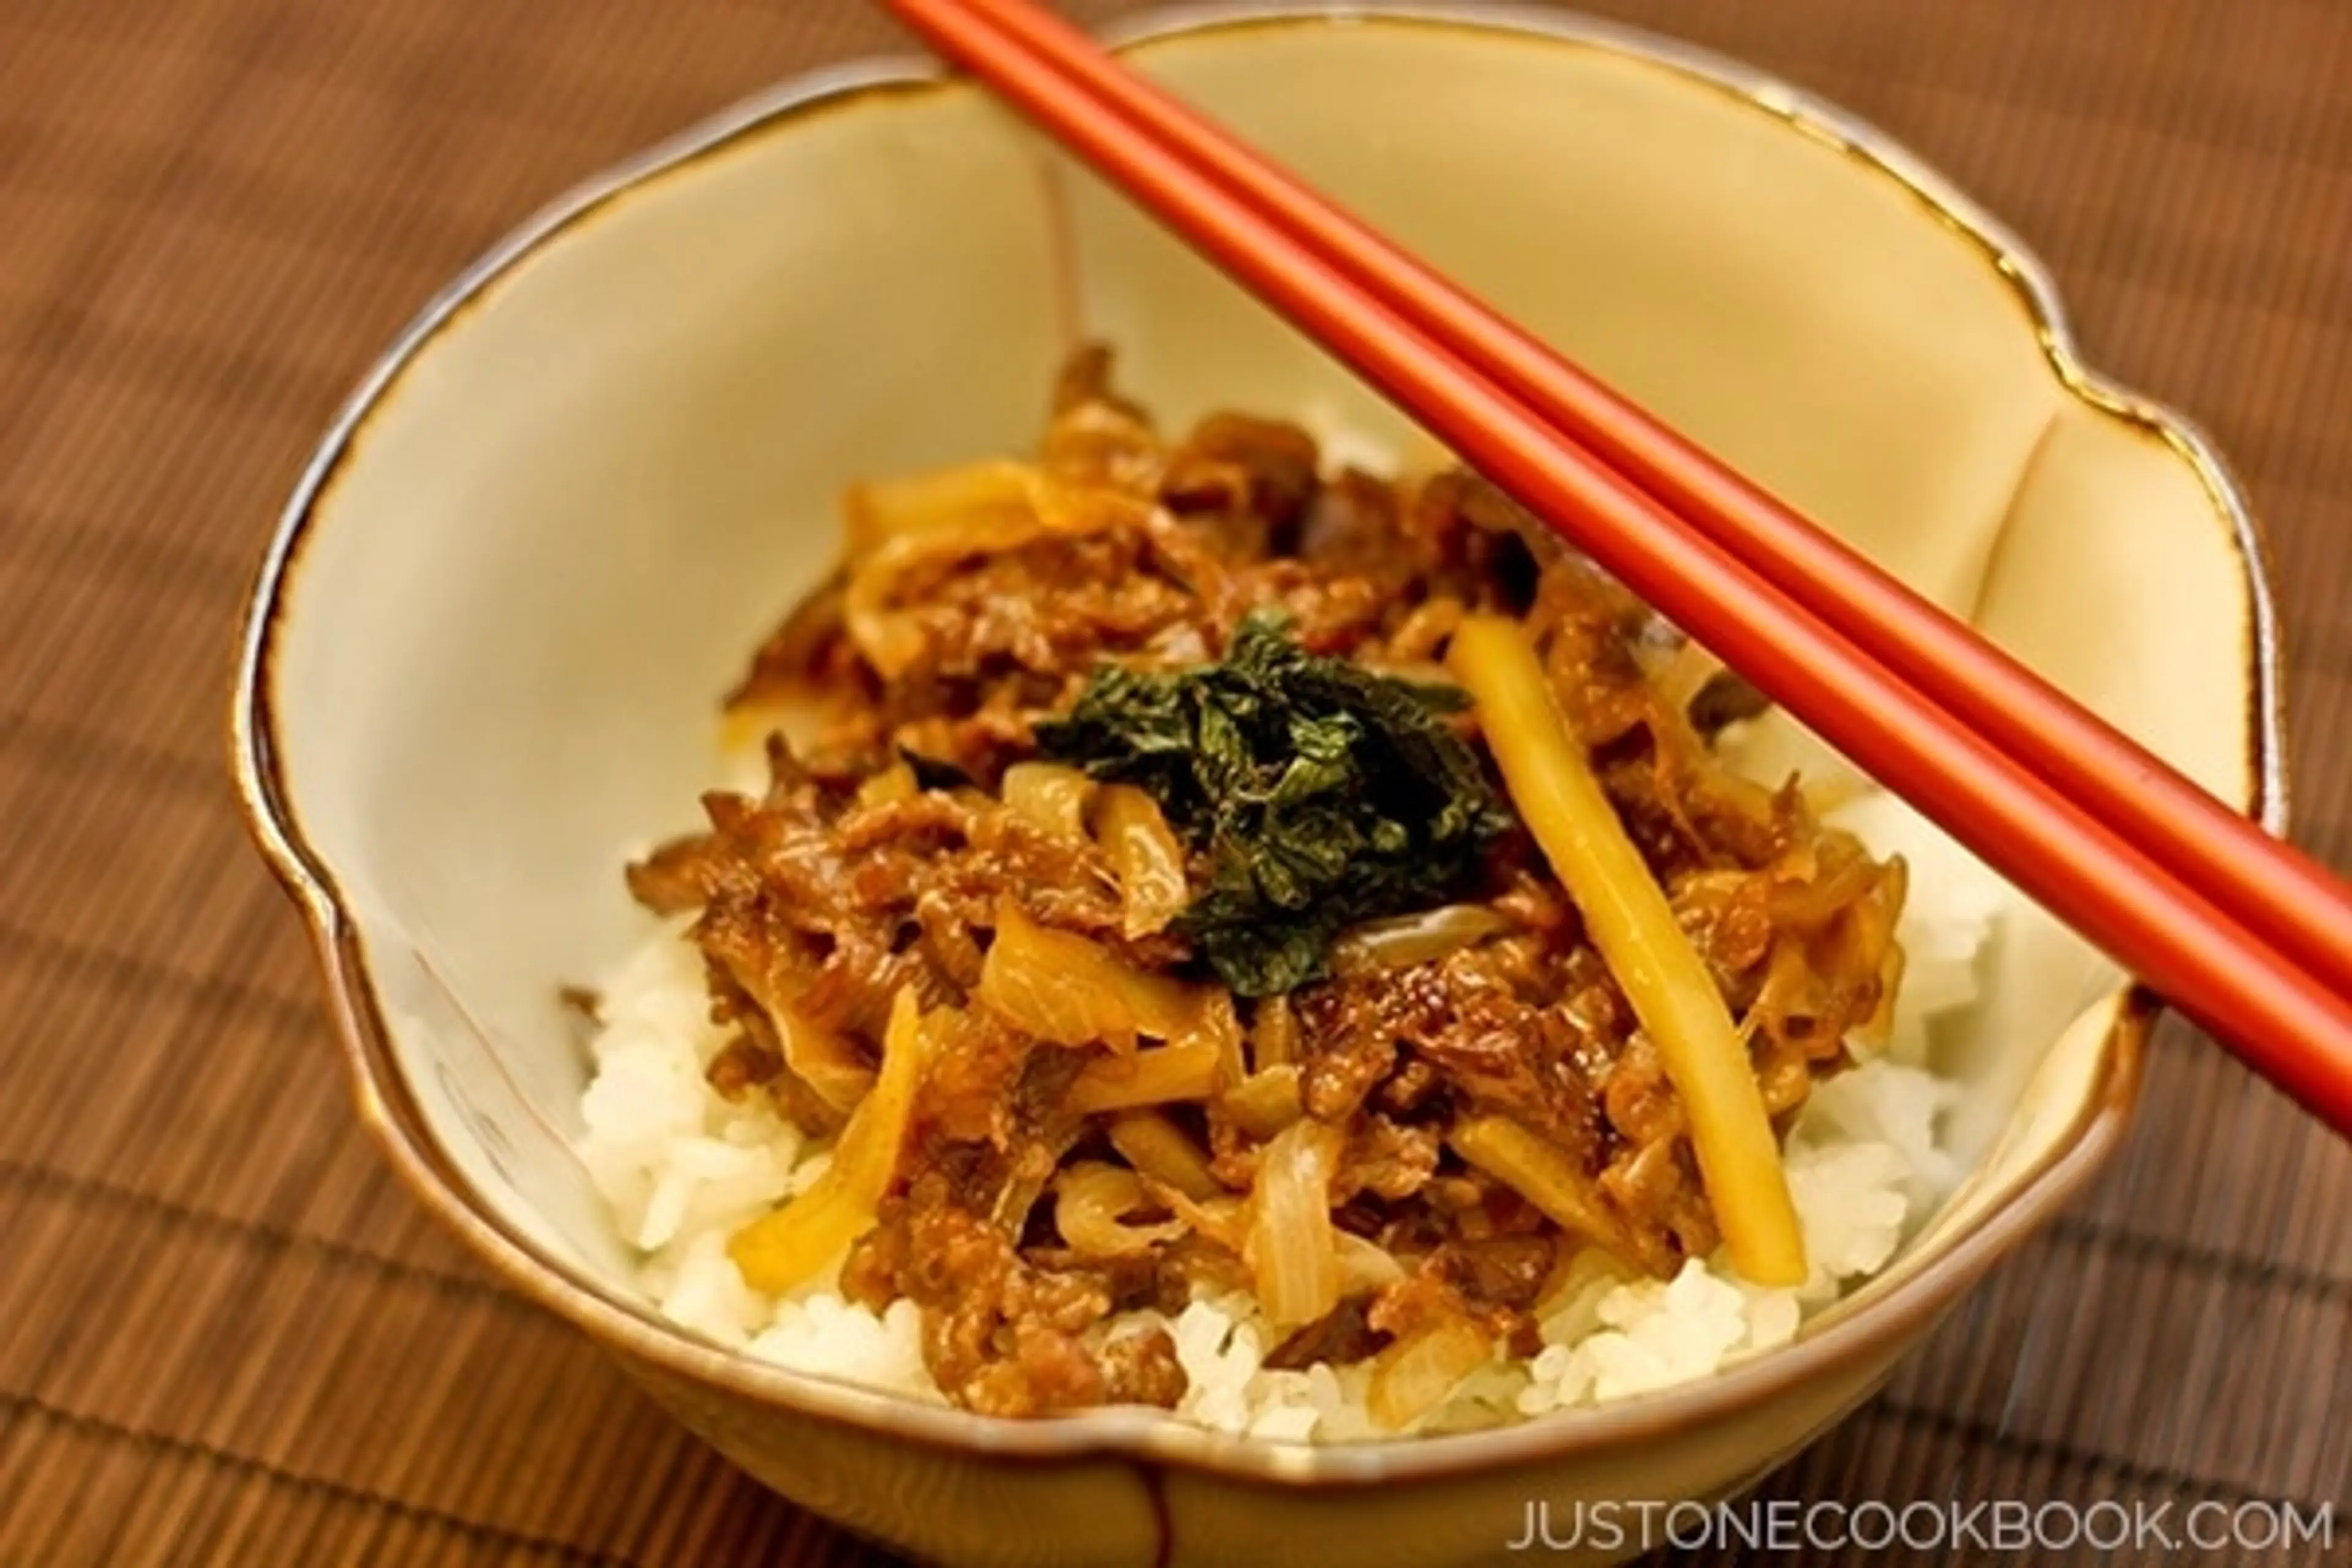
[232,5,2282,1564]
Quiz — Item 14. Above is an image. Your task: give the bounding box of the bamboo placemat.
[0,0,2344,1562]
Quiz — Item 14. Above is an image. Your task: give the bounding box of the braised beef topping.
[634,350,1908,1420]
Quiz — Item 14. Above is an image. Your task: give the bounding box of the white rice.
[577,765,2002,1441]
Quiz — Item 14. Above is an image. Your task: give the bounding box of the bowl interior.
[258,13,2258,1352]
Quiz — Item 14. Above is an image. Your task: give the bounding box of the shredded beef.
[632,349,1910,1420]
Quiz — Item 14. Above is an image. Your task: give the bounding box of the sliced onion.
[843,481,1118,679]
[1066,1038,1224,1115]
[1763,838,1884,929]
[844,522,1024,679]
[1366,1317,1493,1431]
[1245,1120,1344,1330]
[1329,905,1511,976]
[831,992,931,1196]
[1161,1188,1248,1252]
[1107,1110,1224,1200]
[1218,1064,1304,1139]
[1183,986,1247,1093]
[843,458,1036,560]
[1001,762,1095,843]
[1335,1231,1408,1295]
[1093,784,1189,938]
[979,900,1201,1049]
[1863,932,1907,1049]
[1448,1115,1632,1259]
[723,1162,870,1297]
[1031,469,1156,535]
[1248,994,1298,1070]
[1055,1161,1186,1258]
[772,1000,875,1114]
[1040,398,1164,494]
[1534,1246,1636,1322]
[730,987,927,1294]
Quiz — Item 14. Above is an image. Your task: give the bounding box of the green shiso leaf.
[1035,613,1512,995]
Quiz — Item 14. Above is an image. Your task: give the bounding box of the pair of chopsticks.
[884,0,2352,1132]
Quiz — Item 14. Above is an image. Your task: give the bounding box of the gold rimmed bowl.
[232,6,2279,1564]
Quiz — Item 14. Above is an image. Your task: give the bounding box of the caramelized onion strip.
[1055,1161,1186,1258]
[1245,1119,1345,1330]
[1066,1038,1224,1115]
[729,987,927,1294]
[1107,1110,1224,1200]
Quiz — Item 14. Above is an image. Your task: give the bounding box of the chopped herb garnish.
[1035,613,1513,995]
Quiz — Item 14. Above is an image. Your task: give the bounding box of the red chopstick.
[885,0,2352,1131]
[922,0,2352,1008]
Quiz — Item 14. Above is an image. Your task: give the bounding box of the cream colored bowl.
[232,6,2281,1565]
